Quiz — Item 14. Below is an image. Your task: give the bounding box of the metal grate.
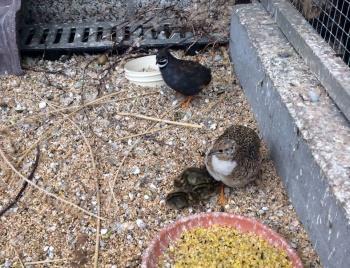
[289,0,350,67]
[19,21,227,56]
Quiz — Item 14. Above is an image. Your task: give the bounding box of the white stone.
[308,90,320,102]
[209,123,217,130]
[100,228,108,235]
[39,101,47,109]
[136,219,146,229]
[15,103,25,112]
[131,166,140,175]
[214,54,223,61]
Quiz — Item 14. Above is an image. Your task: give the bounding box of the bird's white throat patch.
[212,155,237,176]
[157,59,168,68]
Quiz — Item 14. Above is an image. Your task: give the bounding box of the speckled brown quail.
[156,48,212,108]
[205,125,262,206]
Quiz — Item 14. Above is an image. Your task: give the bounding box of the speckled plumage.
[205,125,261,188]
[156,48,212,96]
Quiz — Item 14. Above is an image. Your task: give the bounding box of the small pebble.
[209,123,217,130]
[11,79,20,87]
[15,103,26,112]
[149,183,157,191]
[39,101,47,109]
[3,260,12,268]
[60,92,74,106]
[158,31,167,39]
[144,195,150,200]
[131,166,140,175]
[278,51,292,58]
[97,54,108,65]
[136,219,146,229]
[308,90,320,102]
[45,246,54,258]
[291,242,298,249]
[114,222,124,233]
[48,224,57,232]
[74,81,83,89]
[224,187,230,196]
[258,209,266,215]
[214,54,222,61]
[275,210,284,217]
[101,228,108,235]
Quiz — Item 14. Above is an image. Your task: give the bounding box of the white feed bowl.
[124,55,165,87]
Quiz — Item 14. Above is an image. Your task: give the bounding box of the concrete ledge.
[230,4,350,267]
[261,0,350,122]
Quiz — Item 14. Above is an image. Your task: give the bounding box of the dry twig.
[114,125,173,142]
[24,258,71,265]
[117,112,202,128]
[12,246,25,268]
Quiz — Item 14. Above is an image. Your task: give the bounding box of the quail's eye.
[218,149,223,153]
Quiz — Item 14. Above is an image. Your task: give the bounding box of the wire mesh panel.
[289,0,350,67]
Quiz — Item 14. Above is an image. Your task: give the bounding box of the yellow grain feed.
[159,225,293,268]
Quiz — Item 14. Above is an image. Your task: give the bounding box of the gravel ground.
[0,47,321,267]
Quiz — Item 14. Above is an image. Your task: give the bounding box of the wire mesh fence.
[288,0,350,67]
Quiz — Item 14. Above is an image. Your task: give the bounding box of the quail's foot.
[180,96,194,108]
[218,183,227,206]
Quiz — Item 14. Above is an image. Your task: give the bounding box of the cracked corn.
[159,226,293,268]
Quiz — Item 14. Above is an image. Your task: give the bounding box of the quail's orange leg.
[180,96,193,108]
[218,183,227,206]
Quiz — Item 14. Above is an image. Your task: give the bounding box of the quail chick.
[156,48,212,108]
[176,167,219,201]
[166,191,189,209]
[166,167,219,209]
[205,125,262,206]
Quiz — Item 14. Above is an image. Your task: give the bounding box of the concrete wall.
[230,3,350,267]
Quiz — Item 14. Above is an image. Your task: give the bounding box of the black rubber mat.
[19,21,228,56]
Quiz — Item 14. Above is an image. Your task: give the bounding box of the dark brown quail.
[156,48,212,108]
[205,125,262,206]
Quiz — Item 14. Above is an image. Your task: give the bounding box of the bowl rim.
[141,212,303,268]
[124,55,160,75]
